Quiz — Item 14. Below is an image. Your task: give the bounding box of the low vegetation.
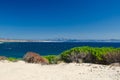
[0,46,120,65]
[60,46,120,64]
[44,55,60,64]
[7,57,22,62]
[0,56,22,62]
[23,52,49,64]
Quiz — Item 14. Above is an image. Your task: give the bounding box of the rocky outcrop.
[23,52,48,64]
[0,56,7,60]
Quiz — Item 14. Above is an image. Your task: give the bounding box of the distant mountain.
[0,38,120,42]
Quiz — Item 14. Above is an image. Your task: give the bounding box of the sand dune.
[0,61,120,80]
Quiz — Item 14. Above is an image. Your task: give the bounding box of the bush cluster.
[44,55,59,64]
[60,46,120,64]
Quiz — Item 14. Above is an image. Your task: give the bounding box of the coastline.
[1,38,120,43]
[0,43,120,80]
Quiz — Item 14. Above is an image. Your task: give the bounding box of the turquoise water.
[0,42,120,58]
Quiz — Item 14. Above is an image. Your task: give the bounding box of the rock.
[23,52,48,64]
[110,63,120,67]
[0,56,7,60]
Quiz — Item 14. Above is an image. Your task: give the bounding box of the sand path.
[0,61,120,80]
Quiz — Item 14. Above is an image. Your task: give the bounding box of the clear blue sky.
[0,0,120,39]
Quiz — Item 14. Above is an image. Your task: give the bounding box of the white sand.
[0,61,120,80]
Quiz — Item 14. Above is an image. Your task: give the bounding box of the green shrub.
[44,55,59,64]
[60,46,120,64]
[103,50,120,64]
[61,46,94,63]
[7,57,22,62]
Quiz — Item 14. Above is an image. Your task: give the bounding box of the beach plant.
[60,46,120,64]
[23,52,49,64]
[61,46,94,63]
[102,49,120,64]
[44,55,59,64]
[7,57,21,62]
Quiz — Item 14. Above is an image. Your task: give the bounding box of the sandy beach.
[0,61,119,80]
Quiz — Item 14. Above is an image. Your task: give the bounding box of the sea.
[0,42,120,58]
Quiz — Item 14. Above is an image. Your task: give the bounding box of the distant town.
[0,38,120,42]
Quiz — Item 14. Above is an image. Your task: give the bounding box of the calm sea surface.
[0,42,120,58]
